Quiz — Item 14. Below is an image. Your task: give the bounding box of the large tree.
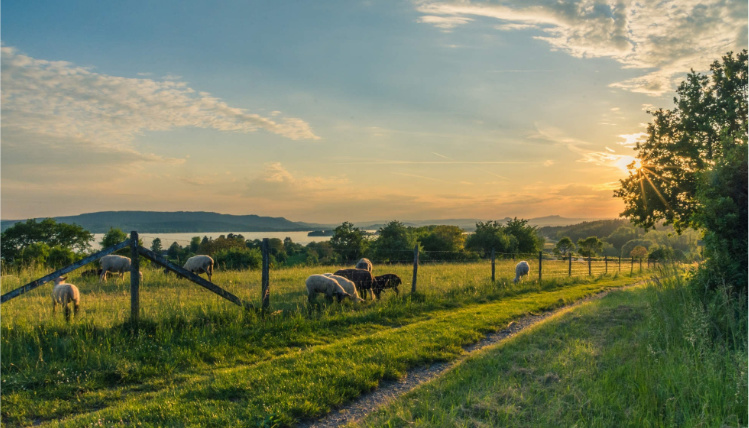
[330,221,368,262]
[1,218,93,265]
[615,50,747,291]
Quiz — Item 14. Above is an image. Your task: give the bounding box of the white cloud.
[1,46,320,147]
[415,0,748,95]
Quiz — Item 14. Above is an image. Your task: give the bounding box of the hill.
[0,211,331,233]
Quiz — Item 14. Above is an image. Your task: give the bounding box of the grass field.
[358,273,748,427]
[2,261,654,426]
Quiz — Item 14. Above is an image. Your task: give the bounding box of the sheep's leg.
[100,270,108,283]
[52,298,56,313]
[394,286,399,295]
[74,304,80,315]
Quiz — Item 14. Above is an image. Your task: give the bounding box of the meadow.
[1,260,654,426]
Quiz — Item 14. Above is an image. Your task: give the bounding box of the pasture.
[1,260,652,426]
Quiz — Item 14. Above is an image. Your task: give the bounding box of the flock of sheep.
[305,258,403,304]
[50,252,531,320]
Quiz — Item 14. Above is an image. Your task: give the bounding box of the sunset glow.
[2,1,746,223]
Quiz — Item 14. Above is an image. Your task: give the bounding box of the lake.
[92,231,332,249]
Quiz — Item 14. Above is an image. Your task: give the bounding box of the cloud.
[415,0,748,95]
[1,46,320,146]
[243,163,349,200]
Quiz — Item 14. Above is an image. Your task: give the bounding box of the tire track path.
[300,283,642,428]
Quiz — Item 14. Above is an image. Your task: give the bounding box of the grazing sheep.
[99,255,143,282]
[373,274,402,299]
[183,255,215,282]
[322,273,365,302]
[355,258,373,272]
[306,274,354,303]
[334,268,376,300]
[51,276,80,321]
[514,261,530,283]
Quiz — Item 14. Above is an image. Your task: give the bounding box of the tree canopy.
[1,218,93,265]
[616,50,747,292]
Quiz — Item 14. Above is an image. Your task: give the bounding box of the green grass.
[357,270,747,427]
[1,261,652,426]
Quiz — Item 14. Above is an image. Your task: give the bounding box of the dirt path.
[299,283,642,428]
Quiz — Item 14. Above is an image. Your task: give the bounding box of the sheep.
[305,274,355,303]
[99,255,143,282]
[334,268,376,300]
[51,276,80,321]
[514,261,530,283]
[373,274,402,299]
[355,257,373,272]
[183,255,215,282]
[322,273,365,302]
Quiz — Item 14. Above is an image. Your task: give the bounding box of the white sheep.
[99,255,143,282]
[52,276,80,321]
[183,255,215,282]
[355,258,373,272]
[322,273,364,302]
[514,261,530,283]
[305,274,355,303]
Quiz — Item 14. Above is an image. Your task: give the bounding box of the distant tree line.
[0,217,548,271]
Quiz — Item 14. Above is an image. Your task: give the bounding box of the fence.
[1,234,656,323]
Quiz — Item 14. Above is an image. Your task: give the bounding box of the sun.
[615,155,642,173]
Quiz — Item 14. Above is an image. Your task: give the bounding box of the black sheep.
[373,274,402,299]
[334,268,375,300]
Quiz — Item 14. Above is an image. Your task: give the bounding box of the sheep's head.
[54,276,67,285]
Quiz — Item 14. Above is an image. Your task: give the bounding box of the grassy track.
[357,277,748,427]
[1,262,652,426]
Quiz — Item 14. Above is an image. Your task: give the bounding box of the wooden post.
[411,244,419,294]
[618,256,621,273]
[588,255,592,276]
[130,231,140,324]
[538,251,543,284]
[568,252,572,277]
[605,255,608,274]
[491,248,496,282]
[261,238,270,310]
[631,257,634,274]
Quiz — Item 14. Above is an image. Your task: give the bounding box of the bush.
[213,247,262,270]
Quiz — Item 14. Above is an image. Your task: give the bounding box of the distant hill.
[0,211,333,233]
[1,211,607,234]
[538,219,631,242]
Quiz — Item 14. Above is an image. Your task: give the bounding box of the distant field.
[1,262,653,426]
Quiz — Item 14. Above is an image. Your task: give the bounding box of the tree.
[465,221,512,257]
[616,50,747,232]
[1,218,93,265]
[151,238,163,253]
[605,226,642,253]
[630,245,648,260]
[371,221,417,263]
[615,50,747,292]
[576,236,603,258]
[330,222,368,262]
[100,227,128,249]
[504,218,544,255]
[417,225,467,261]
[553,237,576,258]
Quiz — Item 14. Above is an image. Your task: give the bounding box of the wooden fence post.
[261,238,270,310]
[130,231,140,324]
[538,251,543,284]
[588,255,592,276]
[605,255,608,274]
[568,253,572,277]
[491,248,495,282]
[631,257,634,274]
[411,244,419,294]
[619,256,621,273]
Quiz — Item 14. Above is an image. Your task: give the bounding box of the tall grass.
[1,261,647,425]
[358,265,747,427]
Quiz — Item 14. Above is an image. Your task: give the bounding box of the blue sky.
[2,1,747,223]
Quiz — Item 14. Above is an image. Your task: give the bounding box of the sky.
[2,0,747,224]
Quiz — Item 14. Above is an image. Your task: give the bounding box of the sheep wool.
[99,255,142,282]
[305,274,353,303]
[51,276,80,321]
[183,255,215,282]
[322,273,364,302]
[514,261,530,283]
[355,257,373,272]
